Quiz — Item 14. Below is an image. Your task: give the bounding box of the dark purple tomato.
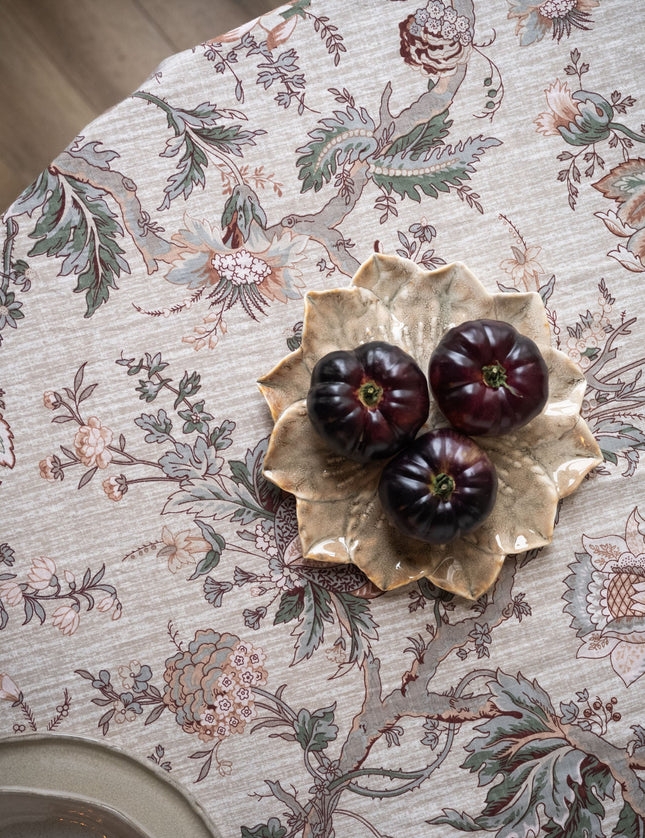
[378,428,497,544]
[429,319,549,436]
[307,341,430,463]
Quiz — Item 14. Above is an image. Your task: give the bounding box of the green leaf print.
[241,818,286,838]
[292,583,333,664]
[294,703,338,752]
[382,109,453,161]
[612,802,645,838]
[372,135,502,203]
[133,92,265,211]
[23,168,129,317]
[430,671,614,838]
[296,105,377,192]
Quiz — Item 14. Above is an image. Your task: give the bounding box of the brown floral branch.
[338,554,519,774]
[562,724,645,816]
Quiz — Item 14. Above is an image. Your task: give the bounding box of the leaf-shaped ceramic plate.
[258,255,602,600]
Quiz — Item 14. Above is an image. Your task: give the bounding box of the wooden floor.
[0,0,275,211]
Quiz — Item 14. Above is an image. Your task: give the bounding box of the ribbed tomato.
[307,341,430,463]
[378,428,497,544]
[429,319,549,436]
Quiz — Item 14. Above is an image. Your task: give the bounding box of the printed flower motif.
[118,660,152,691]
[399,6,472,77]
[254,520,278,558]
[43,390,60,410]
[535,81,614,146]
[51,603,81,636]
[594,159,645,272]
[0,673,21,702]
[0,580,23,607]
[102,474,127,501]
[39,455,63,482]
[97,593,119,615]
[163,631,267,742]
[206,6,299,51]
[74,417,113,469]
[26,556,57,591]
[161,215,306,350]
[508,0,598,45]
[565,508,645,686]
[177,401,213,434]
[535,79,582,136]
[499,245,545,290]
[0,290,24,330]
[111,695,139,724]
[157,526,210,573]
[259,255,602,599]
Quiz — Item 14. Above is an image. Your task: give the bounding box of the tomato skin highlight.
[307,341,430,463]
[378,428,498,544]
[429,319,549,436]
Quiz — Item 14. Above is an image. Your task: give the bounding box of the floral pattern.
[565,508,645,686]
[1,1,645,837]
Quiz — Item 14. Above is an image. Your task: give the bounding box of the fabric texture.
[1,1,645,836]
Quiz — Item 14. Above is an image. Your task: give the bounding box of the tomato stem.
[482,361,508,389]
[431,472,455,500]
[357,380,383,408]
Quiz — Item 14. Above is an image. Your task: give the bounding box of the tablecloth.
[2,1,645,836]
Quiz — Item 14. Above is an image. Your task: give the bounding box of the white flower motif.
[455,14,470,32]
[441,20,457,39]
[211,249,272,287]
[539,0,576,18]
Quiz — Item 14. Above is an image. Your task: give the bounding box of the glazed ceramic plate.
[0,734,220,838]
[259,255,602,600]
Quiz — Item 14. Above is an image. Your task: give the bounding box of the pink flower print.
[216,671,236,693]
[43,390,60,410]
[51,603,80,636]
[97,594,117,614]
[118,660,142,690]
[0,580,23,606]
[200,705,218,728]
[111,699,136,724]
[215,719,230,738]
[238,667,268,688]
[103,474,127,501]
[234,685,253,706]
[39,455,61,482]
[74,417,113,469]
[0,673,21,701]
[228,715,242,734]
[157,526,210,573]
[27,556,57,591]
[214,693,234,718]
[499,245,545,291]
[237,704,256,726]
[248,647,266,670]
[535,80,580,137]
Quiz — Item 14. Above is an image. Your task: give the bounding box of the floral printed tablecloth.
[2,1,645,836]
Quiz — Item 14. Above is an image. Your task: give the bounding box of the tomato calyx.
[481,361,521,396]
[357,379,384,409]
[431,472,455,500]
